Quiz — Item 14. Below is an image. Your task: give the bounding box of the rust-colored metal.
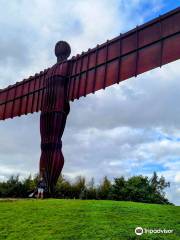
[68,7,180,100]
[40,66,70,193]
[0,7,180,192]
[0,7,180,120]
[55,41,71,63]
[0,69,49,120]
[39,48,71,192]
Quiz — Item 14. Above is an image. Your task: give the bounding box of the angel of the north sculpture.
[0,7,180,193]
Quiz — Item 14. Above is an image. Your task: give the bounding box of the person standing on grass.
[37,177,46,199]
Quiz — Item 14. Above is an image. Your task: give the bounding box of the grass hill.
[0,199,179,240]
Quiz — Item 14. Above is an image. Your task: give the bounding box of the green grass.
[0,199,179,240]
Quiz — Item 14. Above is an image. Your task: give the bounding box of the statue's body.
[0,8,179,195]
[39,41,71,193]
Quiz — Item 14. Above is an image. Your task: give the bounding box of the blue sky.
[0,0,180,205]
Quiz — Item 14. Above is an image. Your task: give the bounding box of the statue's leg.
[40,111,67,193]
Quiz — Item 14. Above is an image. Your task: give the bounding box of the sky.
[0,0,180,205]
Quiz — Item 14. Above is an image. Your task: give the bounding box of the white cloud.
[175,173,180,183]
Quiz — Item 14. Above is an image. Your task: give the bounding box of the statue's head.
[55,41,71,63]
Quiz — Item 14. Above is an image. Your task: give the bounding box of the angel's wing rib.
[68,7,180,101]
[1,8,179,121]
[0,69,49,120]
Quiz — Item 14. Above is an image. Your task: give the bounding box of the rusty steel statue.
[0,8,180,194]
[40,41,71,193]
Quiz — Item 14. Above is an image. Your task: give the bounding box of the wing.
[0,69,49,120]
[1,7,179,120]
[68,7,180,101]
[0,61,71,120]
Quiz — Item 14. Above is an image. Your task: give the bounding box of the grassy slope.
[0,199,179,240]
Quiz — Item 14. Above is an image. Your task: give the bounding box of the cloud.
[175,173,180,184]
[69,60,180,130]
[0,0,180,205]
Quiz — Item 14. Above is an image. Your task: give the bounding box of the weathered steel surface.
[68,7,180,100]
[0,69,48,120]
[40,67,70,192]
[0,8,180,193]
[0,61,71,120]
[55,40,71,63]
[0,7,179,120]
[0,8,180,120]
[39,61,70,192]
